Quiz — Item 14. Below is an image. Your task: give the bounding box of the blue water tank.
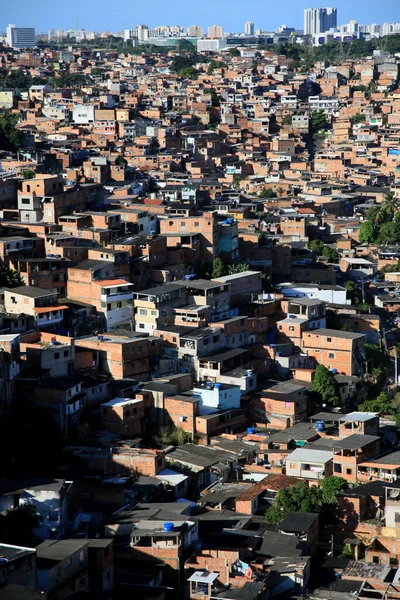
[215,383,222,389]
[247,427,255,435]
[98,335,104,342]
[315,421,325,432]
[332,368,337,374]
[164,522,174,532]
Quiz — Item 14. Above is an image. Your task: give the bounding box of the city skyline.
[1,0,399,34]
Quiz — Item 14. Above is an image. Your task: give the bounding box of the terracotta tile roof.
[92,279,131,286]
[235,474,300,502]
[34,305,69,314]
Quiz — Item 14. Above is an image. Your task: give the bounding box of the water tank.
[51,340,57,346]
[98,335,104,342]
[150,230,157,235]
[215,383,222,389]
[315,421,325,432]
[247,427,255,435]
[163,522,174,532]
[246,369,253,376]
[331,368,337,374]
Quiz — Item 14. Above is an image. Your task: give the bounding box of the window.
[157,458,162,466]
[328,352,335,359]
[21,198,30,205]
[289,463,296,469]
[194,222,199,227]
[289,326,294,331]
[390,558,399,566]
[63,350,69,357]
[139,309,147,316]
[80,551,85,564]
[346,468,352,475]
[54,352,59,359]
[327,337,332,342]
[334,464,342,473]
[181,221,186,227]
[372,556,379,564]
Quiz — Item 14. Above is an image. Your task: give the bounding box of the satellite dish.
[390,489,400,499]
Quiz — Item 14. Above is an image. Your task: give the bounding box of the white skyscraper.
[245,21,255,35]
[187,25,204,38]
[136,24,149,43]
[303,8,337,35]
[207,24,224,39]
[7,24,36,49]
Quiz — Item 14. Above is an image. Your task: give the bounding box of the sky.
[2,0,399,34]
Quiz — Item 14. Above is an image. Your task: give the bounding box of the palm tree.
[381,192,400,220]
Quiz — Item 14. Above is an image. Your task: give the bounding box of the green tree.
[207,60,226,75]
[179,66,199,79]
[381,192,400,221]
[23,169,36,179]
[227,262,250,275]
[156,424,190,446]
[311,365,341,406]
[0,505,41,546]
[0,265,24,288]
[344,280,362,305]
[204,88,219,103]
[265,482,323,524]
[320,476,348,503]
[259,188,276,199]
[322,245,339,262]
[0,111,23,152]
[359,220,376,244]
[229,48,240,57]
[350,113,366,125]
[232,174,243,190]
[308,239,325,255]
[377,221,399,245]
[310,110,327,133]
[115,155,127,166]
[359,392,391,414]
[212,258,227,278]
[282,114,292,126]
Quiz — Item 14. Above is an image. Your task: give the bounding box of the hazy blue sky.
[2,0,399,34]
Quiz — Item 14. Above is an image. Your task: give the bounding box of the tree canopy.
[0,111,23,153]
[311,365,341,406]
[265,477,347,524]
[0,265,25,288]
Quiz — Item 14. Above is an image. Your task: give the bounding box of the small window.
[63,350,69,357]
[328,352,335,359]
[346,468,352,475]
[327,337,332,342]
[289,326,294,331]
[372,556,379,564]
[334,464,342,473]
[54,352,60,359]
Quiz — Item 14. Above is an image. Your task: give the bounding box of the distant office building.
[303,8,337,35]
[207,24,224,39]
[7,24,36,49]
[245,21,255,36]
[187,25,204,38]
[197,38,228,52]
